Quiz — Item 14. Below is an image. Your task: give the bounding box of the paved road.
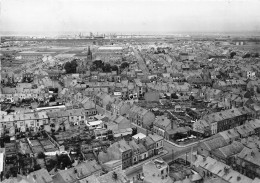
[127,123,199,180]
[162,141,198,163]
[126,143,198,180]
[132,47,150,77]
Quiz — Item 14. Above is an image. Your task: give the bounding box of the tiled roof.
[97,169,129,183]
[53,160,101,183]
[201,136,228,151]
[216,141,244,158]
[238,147,260,167]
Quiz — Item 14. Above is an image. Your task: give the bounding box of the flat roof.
[86,120,102,126]
[19,51,56,54]
[98,46,123,50]
[132,133,146,140]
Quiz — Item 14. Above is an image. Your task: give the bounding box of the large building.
[94,46,124,63]
[76,46,93,74]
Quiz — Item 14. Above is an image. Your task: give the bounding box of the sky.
[0,0,260,35]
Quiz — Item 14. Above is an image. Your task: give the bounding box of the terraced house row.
[193,107,252,136]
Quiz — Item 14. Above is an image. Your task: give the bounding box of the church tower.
[87,46,92,61]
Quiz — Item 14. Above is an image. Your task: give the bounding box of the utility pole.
[185,152,188,165]
[190,146,193,168]
[172,149,174,162]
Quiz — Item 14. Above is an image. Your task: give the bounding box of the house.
[26,168,53,183]
[197,136,228,157]
[109,115,131,130]
[111,101,131,116]
[241,68,256,79]
[246,119,260,136]
[48,108,85,126]
[142,135,156,158]
[137,141,149,162]
[236,147,260,179]
[148,134,164,155]
[128,105,155,129]
[193,155,253,183]
[128,140,140,165]
[202,107,250,135]
[134,79,145,97]
[153,116,176,139]
[95,169,130,183]
[94,92,115,110]
[98,139,132,170]
[234,123,255,138]
[211,141,244,164]
[142,158,173,183]
[80,97,98,116]
[217,128,240,143]
[52,160,102,183]
[1,111,49,133]
[193,119,211,136]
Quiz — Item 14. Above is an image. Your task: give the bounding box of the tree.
[93,60,104,68]
[132,127,137,136]
[111,65,119,72]
[64,60,78,73]
[58,154,72,169]
[120,62,129,70]
[37,152,46,159]
[257,86,260,94]
[230,51,236,58]
[189,95,195,101]
[171,93,179,99]
[243,53,251,58]
[102,63,112,72]
[252,52,259,58]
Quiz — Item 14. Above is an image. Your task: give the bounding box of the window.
[161,170,164,175]
[30,121,34,126]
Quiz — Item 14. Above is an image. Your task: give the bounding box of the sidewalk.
[165,139,200,148]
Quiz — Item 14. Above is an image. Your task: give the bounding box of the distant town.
[1,32,260,183]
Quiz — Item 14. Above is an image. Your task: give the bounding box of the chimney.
[171,120,174,129]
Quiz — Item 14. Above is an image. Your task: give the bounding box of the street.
[127,123,199,180]
[132,47,150,77]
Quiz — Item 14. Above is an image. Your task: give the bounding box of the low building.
[52,160,102,183]
[211,141,244,165]
[197,136,228,157]
[193,155,253,183]
[148,134,164,155]
[128,105,155,129]
[142,158,172,183]
[236,147,260,179]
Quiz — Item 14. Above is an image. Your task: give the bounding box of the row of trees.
[63,59,130,74]
[90,60,130,73]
